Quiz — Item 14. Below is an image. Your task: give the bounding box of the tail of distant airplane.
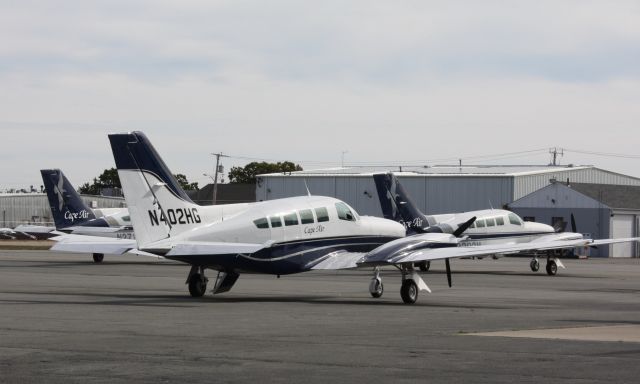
[41,169,97,229]
[373,173,435,234]
[108,132,204,248]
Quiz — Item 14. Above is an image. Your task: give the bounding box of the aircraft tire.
[400,279,418,304]
[188,273,207,297]
[92,253,104,263]
[369,280,384,298]
[545,260,558,276]
[416,261,431,272]
[530,259,539,272]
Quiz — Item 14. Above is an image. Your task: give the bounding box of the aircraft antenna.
[304,179,311,196]
[488,199,494,210]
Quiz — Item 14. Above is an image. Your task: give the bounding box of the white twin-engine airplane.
[41,169,134,263]
[356,173,640,303]
[50,131,405,298]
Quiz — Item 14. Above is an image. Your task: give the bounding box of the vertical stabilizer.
[373,173,435,234]
[40,169,97,229]
[108,132,202,248]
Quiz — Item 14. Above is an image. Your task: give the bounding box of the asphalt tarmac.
[1,251,639,383]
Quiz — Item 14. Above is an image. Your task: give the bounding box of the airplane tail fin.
[40,169,97,229]
[108,132,201,248]
[373,173,434,234]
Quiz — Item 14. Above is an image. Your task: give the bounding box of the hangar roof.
[259,164,594,177]
[570,183,640,210]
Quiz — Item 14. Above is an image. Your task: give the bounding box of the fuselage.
[153,196,405,274]
[432,209,557,246]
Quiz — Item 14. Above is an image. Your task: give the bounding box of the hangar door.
[610,214,635,258]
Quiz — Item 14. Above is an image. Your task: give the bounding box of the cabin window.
[495,217,505,226]
[284,212,299,226]
[315,207,329,222]
[486,218,496,227]
[253,217,269,229]
[508,213,522,226]
[270,216,282,228]
[336,202,356,221]
[299,209,314,224]
[476,219,486,228]
[122,215,131,222]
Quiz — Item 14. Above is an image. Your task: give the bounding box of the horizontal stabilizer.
[50,234,136,255]
[165,241,265,256]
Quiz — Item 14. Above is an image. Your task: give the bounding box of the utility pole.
[211,152,228,205]
[341,150,348,168]
[549,147,564,166]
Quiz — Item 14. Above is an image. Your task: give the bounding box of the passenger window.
[270,216,282,228]
[253,217,269,229]
[315,207,329,222]
[496,217,505,226]
[284,212,299,226]
[476,219,486,228]
[335,202,356,222]
[299,209,314,224]
[122,215,131,222]
[508,213,522,226]
[486,218,496,227]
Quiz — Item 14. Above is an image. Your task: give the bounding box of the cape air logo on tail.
[53,172,67,211]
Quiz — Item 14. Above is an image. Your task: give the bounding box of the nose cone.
[361,216,406,238]
[524,221,555,233]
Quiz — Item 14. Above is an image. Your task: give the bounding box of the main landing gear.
[187,266,208,297]
[368,265,431,304]
[529,255,565,276]
[369,267,384,298]
[414,261,430,272]
[92,253,104,263]
[185,266,240,297]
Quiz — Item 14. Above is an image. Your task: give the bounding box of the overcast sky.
[1,0,639,189]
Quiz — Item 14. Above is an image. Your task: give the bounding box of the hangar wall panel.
[0,194,126,228]
[610,214,636,257]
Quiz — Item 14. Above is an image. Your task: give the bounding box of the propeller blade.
[453,216,477,238]
[445,258,452,287]
[570,213,577,233]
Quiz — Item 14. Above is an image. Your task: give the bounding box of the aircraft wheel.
[188,273,207,297]
[546,260,558,276]
[530,258,540,272]
[369,279,384,298]
[416,261,431,272]
[92,253,104,263]
[400,279,418,304]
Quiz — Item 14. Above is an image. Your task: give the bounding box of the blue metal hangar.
[256,165,640,257]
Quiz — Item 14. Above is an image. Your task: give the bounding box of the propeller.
[445,258,452,287]
[453,216,477,238]
[570,213,577,232]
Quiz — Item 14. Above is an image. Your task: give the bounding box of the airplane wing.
[308,251,367,270]
[50,234,137,255]
[359,235,640,266]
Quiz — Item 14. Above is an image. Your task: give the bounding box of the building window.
[523,216,535,222]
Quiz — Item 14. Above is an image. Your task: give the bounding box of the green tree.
[228,161,303,184]
[174,174,199,191]
[78,168,198,194]
[78,168,121,195]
